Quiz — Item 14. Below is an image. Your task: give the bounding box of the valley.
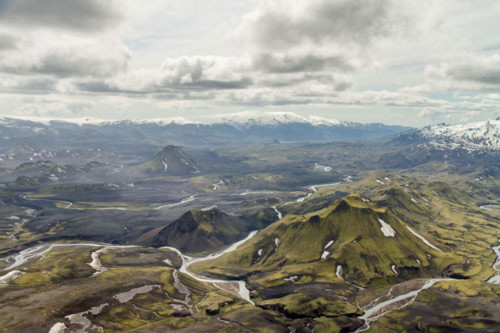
[0,116,500,332]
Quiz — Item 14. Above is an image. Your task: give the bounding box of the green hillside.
[137,208,249,254]
[191,194,464,287]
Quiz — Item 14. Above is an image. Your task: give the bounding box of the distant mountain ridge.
[394,120,500,153]
[0,112,410,150]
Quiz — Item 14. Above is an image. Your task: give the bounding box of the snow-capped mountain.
[0,112,410,151]
[419,120,500,151]
[200,111,342,126]
[0,112,342,127]
[396,120,500,153]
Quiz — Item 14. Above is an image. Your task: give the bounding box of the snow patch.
[321,251,330,260]
[314,163,332,172]
[324,240,334,249]
[378,219,396,237]
[336,265,343,280]
[274,238,280,249]
[284,275,299,283]
[406,226,443,252]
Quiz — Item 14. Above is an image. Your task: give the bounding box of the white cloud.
[0,0,499,126]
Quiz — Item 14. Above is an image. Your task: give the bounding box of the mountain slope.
[394,120,500,153]
[137,208,249,254]
[191,194,464,287]
[139,145,199,175]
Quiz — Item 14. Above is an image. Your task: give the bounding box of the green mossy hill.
[191,194,464,286]
[15,160,58,172]
[140,145,198,175]
[137,208,249,254]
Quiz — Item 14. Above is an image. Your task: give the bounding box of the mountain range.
[0,112,410,151]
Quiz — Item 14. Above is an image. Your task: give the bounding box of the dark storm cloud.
[161,78,253,91]
[0,0,122,32]
[251,0,393,50]
[75,76,252,96]
[253,53,355,73]
[446,63,500,85]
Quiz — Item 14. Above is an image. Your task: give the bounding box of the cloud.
[0,32,19,50]
[157,56,252,90]
[0,0,123,33]
[252,53,355,73]
[427,54,500,86]
[0,0,498,126]
[241,0,395,51]
[0,37,130,78]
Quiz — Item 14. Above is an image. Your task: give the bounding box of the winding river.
[487,239,500,284]
[164,230,258,305]
[355,278,454,332]
[0,231,259,332]
[23,194,196,211]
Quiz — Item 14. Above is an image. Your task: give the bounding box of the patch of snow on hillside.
[324,240,334,249]
[314,163,332,172]
[378,219,396,237]
[406,226,443,252]
[321,251,330,260]
[274,238,280,249]
[284,275,299,283]
[336,265,343,280]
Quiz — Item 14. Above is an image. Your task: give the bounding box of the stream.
[355,278,454,332]
[0,233,259,332]
[23,194,196,211]
[164,230,258,305]
[487,239,500,284]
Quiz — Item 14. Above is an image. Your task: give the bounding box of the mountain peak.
[139,208,248,254]
[139,145,199,175]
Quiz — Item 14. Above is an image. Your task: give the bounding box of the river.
[488,239,500,284]
[355,278,454,332]
[23,194,196,211]
[163,230,258,305]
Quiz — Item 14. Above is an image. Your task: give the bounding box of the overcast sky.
[0,0,499,126]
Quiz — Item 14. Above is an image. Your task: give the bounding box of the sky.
[0,0,499,127]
